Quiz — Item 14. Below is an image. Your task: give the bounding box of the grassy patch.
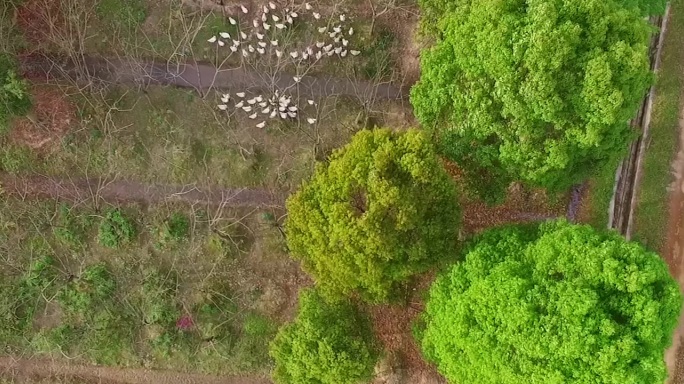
[583,158,619,228]
[0,84,356,193]
[96,0,147,30]
[0,197,290,374]
[632,1,684,251]
[360,28,396,81]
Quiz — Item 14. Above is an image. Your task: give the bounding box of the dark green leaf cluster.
[411,0,658,198]
[270,290,378,384]
[0,54,31,133]
[154,212,190,249]
[286,129,461,302]
[98,209,137,248]
[420,220,682,384]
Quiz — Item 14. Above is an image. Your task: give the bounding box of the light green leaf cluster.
[0,54,31,133]
[270,289,378,384]
[285,128,460,302]
[420,220,682,384]
[411,0,658,197]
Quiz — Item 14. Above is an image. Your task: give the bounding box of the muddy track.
[18,54,404,101]
[609,11,668,236]
[0,173,283,207]
[0,356,271,384]
[663,75,684,383]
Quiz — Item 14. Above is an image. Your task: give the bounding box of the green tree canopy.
[419,220,682,384]
[0,54,31,132]
[285,128,460,302]
[269,289,378,384]
[411,0,658,200]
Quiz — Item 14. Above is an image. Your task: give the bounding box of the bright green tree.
[286,128,460,302]
[411,0,659,201]
[270,289,378,384]
[419,220,682,384]
[0,54,31,132]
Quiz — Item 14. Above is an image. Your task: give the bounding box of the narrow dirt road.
[663,101,684,384]
[0,356,271,384]
[0,173,283,207]
[18,54,404,101]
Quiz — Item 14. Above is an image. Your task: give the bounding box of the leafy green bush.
[54,263,136,365]
[270,289,378,384]
[138,268,182,357]
[59,264,116,315]
[194,286,239,342]
[232,312,277,371]
[0,54,31,133]
[286,129,461,302]
[419,220,682,384]
[0,256,57,342]
[98,209,136,248]
[140,269,179,326]
[0,145,35,173]
[154,212,190,249]
[53,204,93,248]
[411,0,658,200]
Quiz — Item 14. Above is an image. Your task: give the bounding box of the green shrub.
[419,220,682,384]
[0,54,31,133]
[232,312,277,371]
[270,289,378,384]
[0,145,35,173]
[0,256,57,341]
[79,308,136,365]
[154,212,190,249]
[98,209,136,248]
[53,204,93,248]
[140,268,179,326]
[411,0,658,200]
[59,264,116,315]
[286,129,461,302]
[194,288,239,342]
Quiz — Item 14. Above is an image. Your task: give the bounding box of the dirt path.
[0,173,283,207]
[18,54,404,101]
[0,356,271,384]
[663,100,684,383]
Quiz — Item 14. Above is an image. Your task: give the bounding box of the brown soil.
[0,356,270,384]
[10,85,75,150]
[16,0,64,50]
[369,303,445,384]
[0,174,283,208]
[461,183,566,235]
[663,104,684,384]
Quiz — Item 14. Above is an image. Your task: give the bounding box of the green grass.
[0,84,362,193]
[96,0,148,30]
[0,197,287,375]
[583,158,620,228]
[632,0,684,251]
[360,28,396,81]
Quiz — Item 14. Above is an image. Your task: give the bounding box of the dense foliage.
[270,289,378,384]
[411,0,659,200]
[419,220,682,384]
[0,54,31,132]
[98,209,137,248]
[286,129,460,301]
